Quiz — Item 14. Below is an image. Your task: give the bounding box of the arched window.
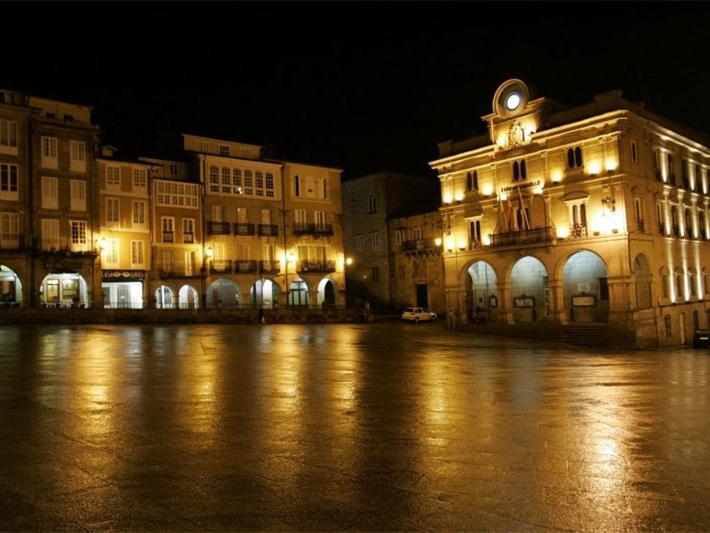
[685,208,693,238]
[512,161,520,181]
[466,170,478,191]
[567,147,583,169]
[689,269,697,298]
[631,141,638,164]
[664,315,672,338]
[520,160,527,179]
[676,269,685,301]
[657,202,665,234]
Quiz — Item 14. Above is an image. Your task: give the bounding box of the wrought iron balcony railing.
[259,260,281,273]
[489,226,556,248]
[570,224,588,238]
[234,223,255,236]
[207,221,231,235]
[258,224,278,237]
[297,260,336,273]
[210,259,232,273]
[183,232,194,244]
[234,259,257,273]
[162,231,174,243]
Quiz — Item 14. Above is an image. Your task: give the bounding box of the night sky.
[5,3,710,179]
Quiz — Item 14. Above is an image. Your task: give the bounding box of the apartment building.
[97,148,152,308]
[431,78,710,346]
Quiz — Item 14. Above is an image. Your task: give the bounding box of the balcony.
[234,259,257,273]
[258,224,279,237]
[162,231,174,243]
[207,221,231,235]
[157,262,199,278]
[489,226,556,248]
[297,260,336,273]
[402,238,437,252]
[259,260,281,274]
[183,232,195,244]
[314,224,334,236]
[570,224,588,239]
[234,223,256,236]
[293,223,314,236]
[210,259,233,274]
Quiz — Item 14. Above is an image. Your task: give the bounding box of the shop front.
[40,271,89,308]
[102,270,146,309]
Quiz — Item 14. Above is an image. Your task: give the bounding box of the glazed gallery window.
[131,240,145,266]
[132,168,147,188]
[106,166,121,187]
[0,164,19,200]
[155,181,199,208]
[132,201,146,227]
[105,198,119,225]
[70,220,87,245]
[0,120,18,151]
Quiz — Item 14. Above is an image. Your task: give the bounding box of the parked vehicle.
[402,307,438,322]
[692,330,710,349]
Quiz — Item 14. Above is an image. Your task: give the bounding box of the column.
[548,278,567,324]
[497,282,514,324]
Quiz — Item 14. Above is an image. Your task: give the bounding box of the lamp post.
[285,251,295,308]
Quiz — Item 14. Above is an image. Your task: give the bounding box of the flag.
[506,195,515,232]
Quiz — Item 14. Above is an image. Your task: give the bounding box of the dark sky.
[5,3,710,179]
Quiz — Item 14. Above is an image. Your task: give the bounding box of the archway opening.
[250,279,280,309]
[633,254,652,310]
[562,251,608,322]
[316,278,337,307]
[207,279,241,309]
[178,285,199,309]
[40,272,88,308]
[467,261,498,322]
[0,265,22,307]
[155,285,174,309]
[288,278,309,308]
[510,256,548,322]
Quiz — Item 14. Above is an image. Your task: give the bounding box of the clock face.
[505,92,522,111]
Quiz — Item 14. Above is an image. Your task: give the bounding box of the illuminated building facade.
[97,149,152,308]
[431,79,710,347]
[186,134,346,309]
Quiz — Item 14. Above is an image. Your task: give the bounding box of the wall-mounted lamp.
[345,257,353,266]
[205,246,214,259]
[434,238,442,247]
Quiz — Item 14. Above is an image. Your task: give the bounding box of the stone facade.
[431,78,710,347]
[342,171,439,308]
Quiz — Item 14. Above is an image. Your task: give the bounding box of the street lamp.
[345,257,353,266]
[201,246,214,309]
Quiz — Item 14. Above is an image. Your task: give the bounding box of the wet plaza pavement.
[0,323,709,531]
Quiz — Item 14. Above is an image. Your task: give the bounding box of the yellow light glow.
[551,170,562,182]
[345,257,353,266]
[454,192,463,202]
[587,161,601,175]
[482,234,491,246]
[499,190,508,201]
[443,193,453,204]
[205,246,214,259]
[434,238,442,247]
[556,227,570,239]
[287,252,296,264]
[457,239,467,250]
[533,184,544,195]
[445,236,454,251]
[482,184,493,196]
[605,157,618,171]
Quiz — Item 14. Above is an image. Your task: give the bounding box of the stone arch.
[316,277,338,307]
[155,285,174,309]
[249,278,281,309]
[466,260,499,323]
[0,265,23,306]
[40,271,89,308]
[561,250,609,322]
[509,256,549,322]
[207,278,242,309]
[632,253,653,309]
[178,285,199,309]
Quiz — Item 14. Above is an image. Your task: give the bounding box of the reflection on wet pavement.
[0,323,708,530]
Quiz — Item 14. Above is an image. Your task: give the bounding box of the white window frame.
[70,179,86,212]
[70,220,88,251]
[40,218,59,250]
[42,177,58,209]
[132,200,146,228]
[0,212,19,248]
[132,168,147,189]
[131,240,145,267]
[106,165,121,188]
[104,238,119,268]
[70,141,87,172]
[0,163,19,201]
[41,137,58,169]
[0,119,18,155]
[371,231,380,248]
[105,197,120,226]
[182,217,195,243]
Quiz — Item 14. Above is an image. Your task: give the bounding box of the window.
[170,164,178,177]
[662,271,670,299]
[314,210,325,229]
[221,168,231,193]
[106,166,121,187]
[161,217,175,242]
[667,153,676,185]
[395,229,403,246]
[131,241,145,266]
[132,200,146,227]
[685,208,694,238]
[41,137,58,168]
[261,208,271,225]
[197,141,209,153]
[664,315,672,338]
[211,205,223,222]
[0,119,18,152]
[466,170,478,191]
[0,212,19,247]
[690,271,697,298]
[104,239,119,267]
[368,194,377,214]
[671,205,679,235]
[209,166,219,193]
[255,171,264,196]
[355,234,363,250]
[657,202,665,234]
[0,163,18,200]
[631,141,638,164]
[133,168,147,188]
[155,181,199,208]
[244,170,253,195]
[653,150,663,181]
[371,232,380,248]
[682,159,691,190]
[70,141,86,172]
[700,210,707,240]
[219,145,230,156]
[323,177,328,199]
[567,147,583,169]
[413,226,424,240]
[676,271,684,301]
[512,160,527,180]
[294,209,307,226]
[265,172,274,197]
[105,198,119,226]
[233,168,242,193]
[236,207,248,224]
[70,220,87,246]
[470,220,481,244]
[294,175,300,197]
[695,163,702,193]
[182,218,195,242]
[635,198,643,226]
[40,218,59,250]
[42,177,58,209]
[70,180,86,211]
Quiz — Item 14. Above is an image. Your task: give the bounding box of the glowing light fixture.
[434,237,442,247]
[551,170,562,183]
[98,237,107,252]
[205,246,214,259]
[455,192,464,202]
[445,236,455,252]
[505,92,521,111]
[605,157,618,171]
[443,192,453,204]
[345,257,353,266]
[556,227,570,239]
[587,161,602,175]
[482,184,494,196]
[457,240,467,251]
